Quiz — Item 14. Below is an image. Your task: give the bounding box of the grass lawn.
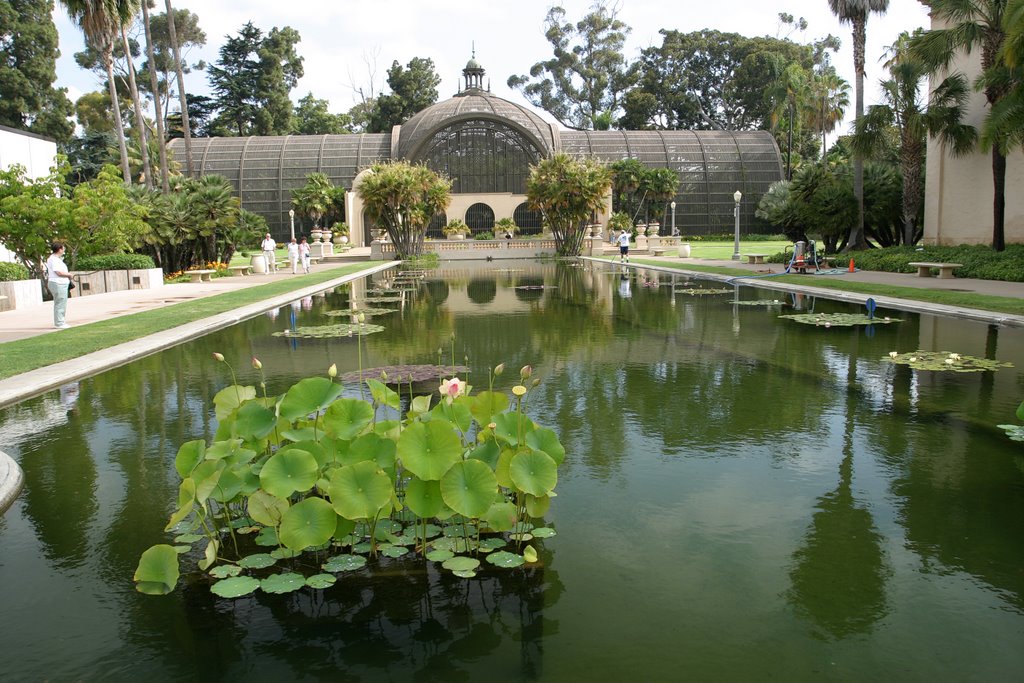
[0,263,379,380]
[683,240,791,260]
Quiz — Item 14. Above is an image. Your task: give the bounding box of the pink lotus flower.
[439,377,467,403]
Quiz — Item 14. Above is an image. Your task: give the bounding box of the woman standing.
[46,242,72,329]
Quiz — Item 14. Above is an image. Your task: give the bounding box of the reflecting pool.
[2,261,1023,680]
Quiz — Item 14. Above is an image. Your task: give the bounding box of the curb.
[0,449,24,515]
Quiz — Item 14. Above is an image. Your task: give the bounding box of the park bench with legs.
[652,248,666,256]
[227,265,252,276]
[908,261,962,279]
[744,254,768,264]
[186,269,216,283]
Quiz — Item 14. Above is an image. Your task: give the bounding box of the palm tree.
[808,69,850,160]
[141,0,170,193]
[911,0,1013,251]
[60,0,135,183]
[828,0,890,251]
[766,59,811,179]
[165,0,194,176]
[291,173,335,231]
[115,1,153,189]
[527,153,613,257]
[851,31,976,245]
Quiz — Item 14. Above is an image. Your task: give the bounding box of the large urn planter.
[250,253,268,274]
[677,243,691,258]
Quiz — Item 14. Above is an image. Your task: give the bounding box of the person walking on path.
[617,229,631,263]
[46,242,72,329]
[261,233,277,273]
[287,238,299,274]
[299,238,311,274]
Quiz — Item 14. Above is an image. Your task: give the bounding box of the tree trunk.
[142,0,170,193]
[992,147,1006,251]
[901,135,923,246]
[104,43,132,184]
[847,16,868,251]
[165,0,194,176]
[121,26,153,190]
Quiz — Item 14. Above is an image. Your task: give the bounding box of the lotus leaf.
[523,546,538,563]
[271,547,301,559]
[325,306,396,317]
[191,460,223,504]
[322,554,367,572]
[442,556,480,572]
[209,564,242,579]
[134,545,180,595]
[199,538,219,571]
[260,449,318,499]
[510,532,534,541]
[443,523,478,537]
[279,497,338,550]
[431,537,474,553]
[210,576,261,598]
[361,295,404,303]
[484,501,517,531]
[495,448,515,488]
[255,526,279,546]
[174,544,191,553]
[525,427,565,465]
[210,467,245,503]
[397,421,463,481]
[213,384,257,421]
[531,527,557,538]
[729,299,786,306]
[510,450,558,496]
[239,553,277,569]
[452,570,477,578]
[366,378,401,410]
[468,441,500,469]
[347,433,397,470]
[525,494,551,518]
[380,546,409,558]
[174,533,203,544]
[780,312,901,327]
[441,461,498,518]
[174,440,206,479]
[493,412,535,447]
[305,573,337,589]
[261,572,306,594]
[470,391,510,426]
[884,350,1013,372]
[273,323,385,338]
[204,438,247,462]
[323,398,374,440]
[280,440,329,469]
[405,477,445,518]
[674,288,733,295]
[478,537,506,551]
[352,541,373,553]
[486,551,526,568]
[334,515,356,540]
[233,401,278,441]
[426,549,455,562]
[280,377,346,421]
[431,398,473,433]
[328,460,393,520]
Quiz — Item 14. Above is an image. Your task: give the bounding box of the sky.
[50,0,933,134]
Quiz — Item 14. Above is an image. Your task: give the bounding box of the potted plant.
[495,217,517,239]
[332,222,350,245]
[607,211,633,241]
[443,219,470,240]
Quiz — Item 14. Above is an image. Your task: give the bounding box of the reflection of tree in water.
[169,553,562,680]
[787,355,890,640]
[466,278,497,305]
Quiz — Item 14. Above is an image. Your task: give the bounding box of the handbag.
[68,280,75,291]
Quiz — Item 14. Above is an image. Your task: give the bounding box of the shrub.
[0,262,30,282]
[76,253,157,271]
[474,231,494,240]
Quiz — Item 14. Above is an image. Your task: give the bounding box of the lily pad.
[341,364,469,384]
[209,564,242,579]
[510,532,534,542]
[729,299,787,306]
[442,556,480,572]
[380,545,410,558]
[325,307,396,317]
[255,526,279,547]
[452,570,477,579]
[174,533,203,544]
[885,350,1013,372]
[210,576,261,598]
[134,544,180,595]
[779,312,901,327]
[674,288,734,296]
[305,573,337,589]
[273,323,385,338]
[362,295,405,303]
[426,549,454,562]
[478,537,507,551]
[323,554,367,572]
[260,572,306,594]
[173,544,191,554]
[486,551,526,568]
[531,527,557,538]
[239,553,277,569]
[270,547,301,559]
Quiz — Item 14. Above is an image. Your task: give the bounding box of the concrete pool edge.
[0,449,24,515]
[0,262,397,411]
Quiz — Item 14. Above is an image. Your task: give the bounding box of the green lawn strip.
[0,263,382,380]
[624,258,1024,316]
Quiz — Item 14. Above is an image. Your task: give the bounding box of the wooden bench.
[744,254,768,264]
[227,265,252,276]
[652,248,667,256]
[909,261,962,279]
[186,269,216,283]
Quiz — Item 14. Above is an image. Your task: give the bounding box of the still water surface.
[1,262,1023,680]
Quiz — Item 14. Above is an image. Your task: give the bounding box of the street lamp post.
[670,201,677,236]
[288,209,295,241]
[732,190,742,261]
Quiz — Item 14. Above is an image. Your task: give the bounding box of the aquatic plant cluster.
[134,359,564,597]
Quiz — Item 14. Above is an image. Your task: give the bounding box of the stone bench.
[744,254,768,264]
[227,265,252,276]
[652,248,667,256]
[909,261,962,279]
[186,269,216,283]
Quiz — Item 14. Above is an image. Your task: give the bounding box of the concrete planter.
[0,278,43,312]
[250,254,268,274]
[678,243,691,258]
[128,267,165,290]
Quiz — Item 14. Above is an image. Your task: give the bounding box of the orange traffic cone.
[848,258,856,272]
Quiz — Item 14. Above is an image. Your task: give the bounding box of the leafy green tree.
[357,161,451,259]
[526,153,612,257]
[609,158,645,222]
[913,0,1018,251]
[0,162,73,278]
[828,0,891,252]
[207,22,303,136]
[640,167,679,226]
[291,172,335,230]
[74,90,116,133]
[0,0,74,142]
[508,2,636,130]
[292,93,353,134]
[67,164,148,262]
[62,130,117,185]
[365,57,440,133]
[851,31,976,245]
[166,93,217,138]
[137,5,205,130]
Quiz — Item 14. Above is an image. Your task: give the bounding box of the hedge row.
[76,254,157,271]
[0,262,30,282]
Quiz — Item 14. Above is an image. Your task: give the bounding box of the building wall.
[0,125,58,263]
[923,21,1024,246]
